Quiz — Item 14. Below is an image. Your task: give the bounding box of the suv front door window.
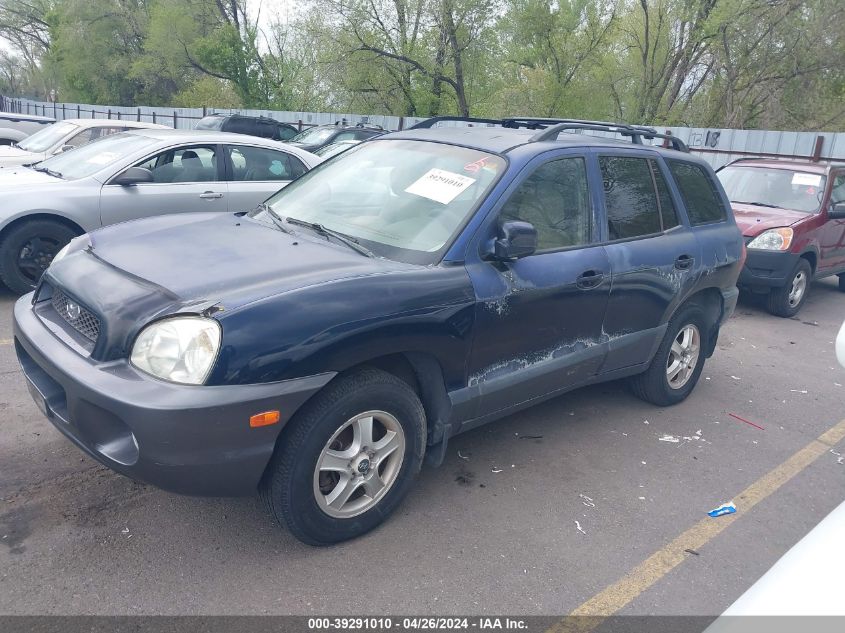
[464,155,611,417]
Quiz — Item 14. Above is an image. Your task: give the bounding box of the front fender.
[208,266,477,388]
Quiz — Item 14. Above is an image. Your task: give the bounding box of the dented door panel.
[601,228,702,372]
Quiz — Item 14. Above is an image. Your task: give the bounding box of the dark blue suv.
[13,117,743,545]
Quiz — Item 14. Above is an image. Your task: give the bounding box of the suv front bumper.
[738,249,800,289]
[13,295,334,496]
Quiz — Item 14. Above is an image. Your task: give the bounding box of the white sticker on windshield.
[405,168,476,205]
[86,152,119,166]
[792,173,822,187]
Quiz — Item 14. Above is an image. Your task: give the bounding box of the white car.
[0,118,170,168]
[837,320,845,368]
[0,129,321,293]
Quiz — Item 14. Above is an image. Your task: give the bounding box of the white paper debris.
[730,375,741,380]
[121,528,130,534]
[579,494,595,508]
[638,496,646,500]
[457,450,469,460]
[574,520,587,535]
[659,435,680,443]
[790,389,808,394]
[643,420,650,425]
[491,467,503,473]
[641,461,647,465]
[404,168,476,204]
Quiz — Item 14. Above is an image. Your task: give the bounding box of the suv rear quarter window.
[667,159,727,225]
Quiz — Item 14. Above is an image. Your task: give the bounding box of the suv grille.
[51,289,100,343]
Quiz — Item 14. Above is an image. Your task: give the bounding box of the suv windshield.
[289,127,335,144]
[260,139,505,264]
[17,121,79,153]
[34,133,157,180]
[719,166,827,213]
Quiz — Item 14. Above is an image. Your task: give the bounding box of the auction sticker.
[405,168,476,204]
[792,173,822,187]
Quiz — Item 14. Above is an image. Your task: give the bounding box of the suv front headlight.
[130,316,221,385]
[746,227,793,251]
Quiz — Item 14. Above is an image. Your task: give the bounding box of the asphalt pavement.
[1,280,844,616]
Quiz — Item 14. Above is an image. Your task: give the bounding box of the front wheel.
[766,259,812,317]
[260,369,426,546]
[0,220,77,294]
[630,303,708,406]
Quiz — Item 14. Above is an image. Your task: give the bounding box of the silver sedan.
[0,129,322,293]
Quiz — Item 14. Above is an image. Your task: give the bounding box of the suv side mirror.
[58,144,75,153]
[829,201,845,219]
[492,221,537,260]
[112,166,154,186]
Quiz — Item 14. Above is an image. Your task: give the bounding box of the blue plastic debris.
[708,502,737,518]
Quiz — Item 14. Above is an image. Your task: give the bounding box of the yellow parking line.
[0,338,11,346]
[549,417,845,633]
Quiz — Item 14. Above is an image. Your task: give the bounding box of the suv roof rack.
[409,116,688,153]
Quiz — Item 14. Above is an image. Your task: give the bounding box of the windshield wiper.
[285,216,375,258]
[256,202,295,235]
[31,165,63,179]
[733,200,780,209]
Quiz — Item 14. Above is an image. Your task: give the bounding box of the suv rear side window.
[599,156,662,239]
[667,160,727,225]
[500,157,591,251]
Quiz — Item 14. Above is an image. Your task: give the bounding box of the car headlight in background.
[130,317,221,385]
[51,234,90,267]
[746,227,793,251]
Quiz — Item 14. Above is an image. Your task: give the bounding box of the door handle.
[675,254,694,270]
[199,191,223,199]
[576,270,604,289]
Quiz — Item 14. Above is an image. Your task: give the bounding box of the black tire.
[0,220,77,294]
[766,259,812,318]
[630,303,709,406]
[838,274,845,293]
[260,368,426,546]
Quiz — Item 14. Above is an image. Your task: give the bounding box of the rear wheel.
[766,259,811,317]
[630,303,708,406]
[260,369,426,546]
[0,220,77,294]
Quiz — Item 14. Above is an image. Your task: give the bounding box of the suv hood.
[84,212,410,310]
[731,203,810,237]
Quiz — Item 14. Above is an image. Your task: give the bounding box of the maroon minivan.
[717,159,845,316]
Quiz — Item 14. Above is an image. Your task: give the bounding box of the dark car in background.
[718,159,845,316]
[287,122,384,153]
[14,117,743,545]
[195,113,299,142]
